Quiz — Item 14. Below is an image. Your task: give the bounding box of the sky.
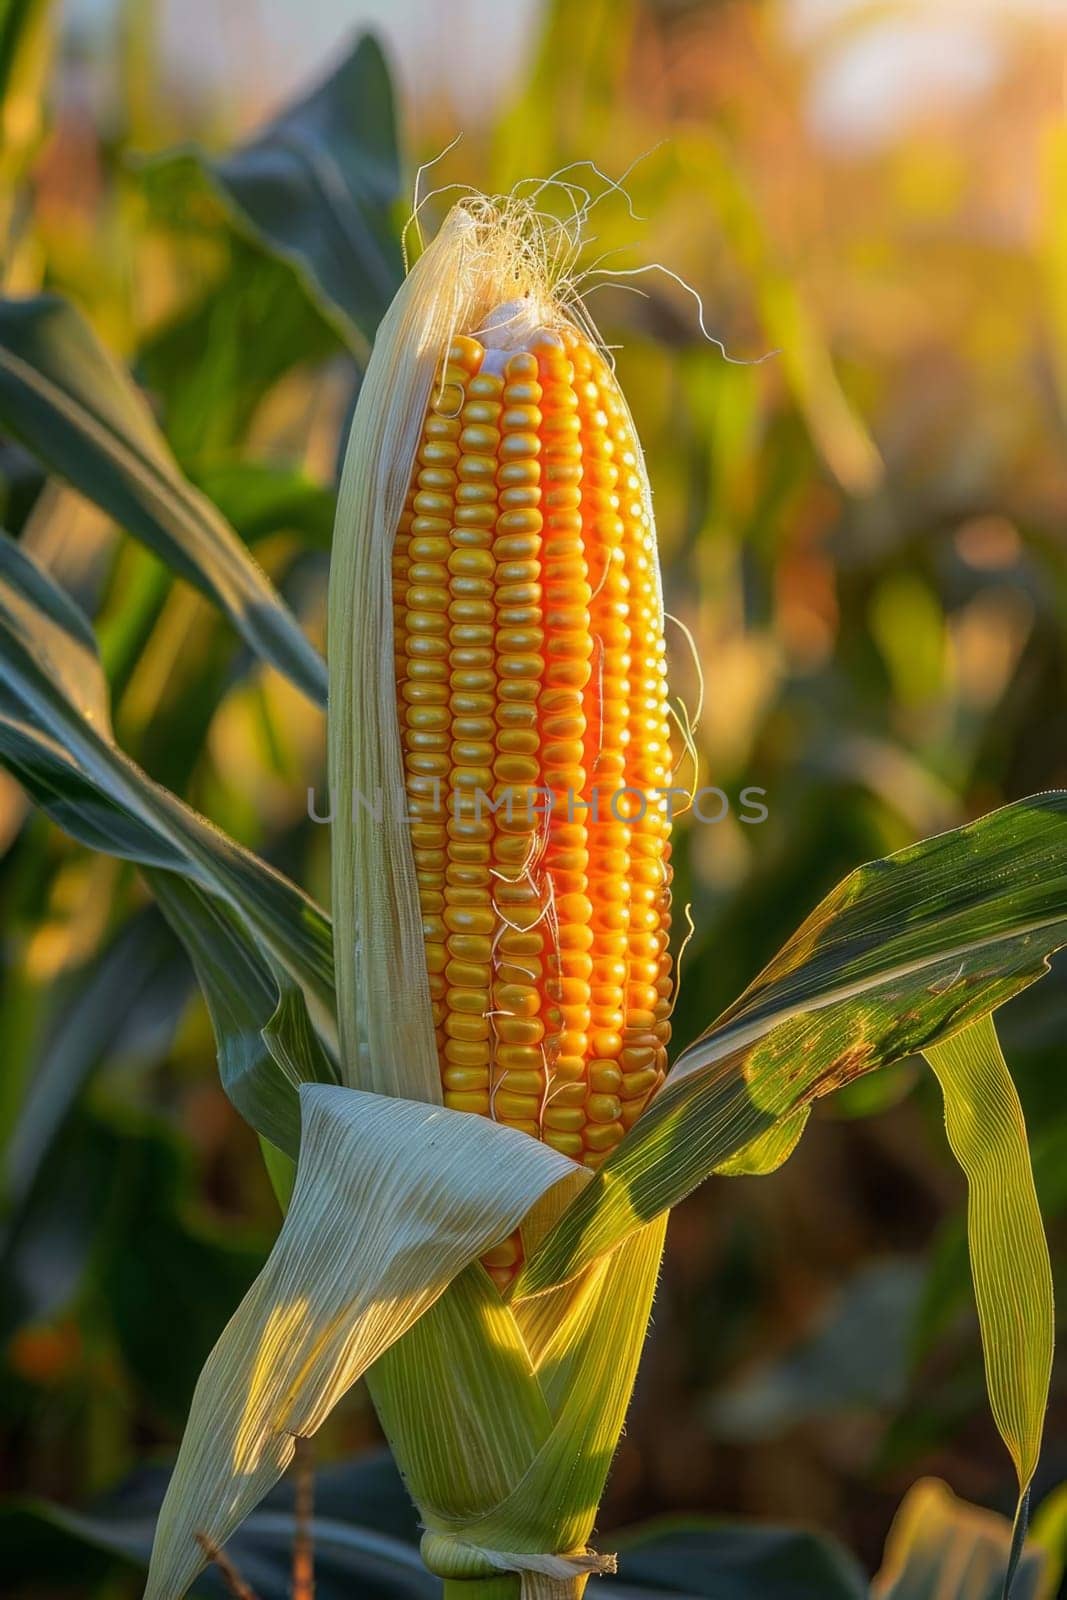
[74,0,543,132]
[790,0,1067,147]
[62,0,1067,151]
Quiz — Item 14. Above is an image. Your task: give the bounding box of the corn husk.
[370,1214,666,1595]
[144,1086,579,1600]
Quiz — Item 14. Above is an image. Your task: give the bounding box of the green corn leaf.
[190,460,336,550]
[872,1478,1048,1599]
[0,295,327,704]
[135,235,341,464]
[0,530,335,1024]
[713,1105,810,1177]
[611,1517,867,1599]
[151,34,404,356]
[204,33,403,351]
[3,906,183,1205]
[258,1134,296,1212]
[924,1016,1053,1556]
[0,1452,434,1600]
[0,0,53,207]
[146,871,339,1159]
[145,1085,577,1600]
[1030,1484,1067,1600]
[519,794,1067,1296]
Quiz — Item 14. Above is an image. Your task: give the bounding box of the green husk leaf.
[0,530,335,1024]
[0,295,327,704]
[519,794,1067,1297]
[368,1265,556,1524]
[476,1215,666,1558]
[924,1016,1053,1533]
[145,1086,578,1600]
[371,1215,665,1584]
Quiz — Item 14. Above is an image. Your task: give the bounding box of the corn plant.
[0,27,1064,1600]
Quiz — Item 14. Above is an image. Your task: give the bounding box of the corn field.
[3,3,1067,1599]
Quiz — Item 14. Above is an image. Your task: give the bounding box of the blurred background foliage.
[2,0,1067,1593]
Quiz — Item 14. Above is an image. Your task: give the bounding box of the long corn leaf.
[0,530,335,1022]
[873,1478,1048,1600]
[0,296,327,704]
[520,794,1067,1295]
[152,35,404,356]
[146,871,339,1159]
[925,1015,1054,1589]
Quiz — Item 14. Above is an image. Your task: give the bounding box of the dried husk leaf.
[144,1085,577,1600]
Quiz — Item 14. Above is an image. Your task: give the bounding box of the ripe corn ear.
[393,313,673,1207]
[329,201,676,1150]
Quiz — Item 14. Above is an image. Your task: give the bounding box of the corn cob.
[392,304,674,1248]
